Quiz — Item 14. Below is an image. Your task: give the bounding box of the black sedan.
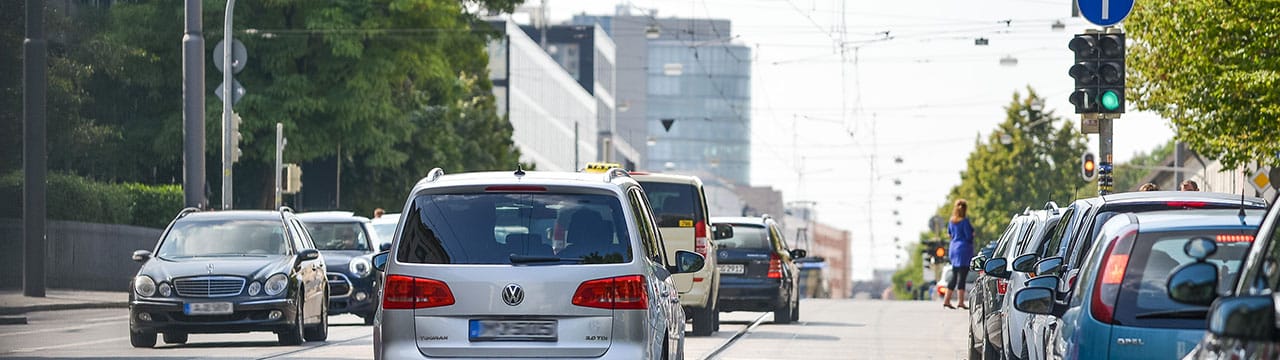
[297,211,383,324]
[712,215,805,324]
[128,208,329,347]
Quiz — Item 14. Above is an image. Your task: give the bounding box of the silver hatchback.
[372,168,706,359]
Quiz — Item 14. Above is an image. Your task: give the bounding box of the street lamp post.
[23,0,49,297]
[221,0,236,210]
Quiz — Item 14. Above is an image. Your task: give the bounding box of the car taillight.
[996,279,1008,295]
[572,275,648,310]
[383,275,455,310]
[694,221,709,256]
[768,253,782,279]
[1090,227,1137,324]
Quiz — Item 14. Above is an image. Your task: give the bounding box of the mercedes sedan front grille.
[174,276,245,298]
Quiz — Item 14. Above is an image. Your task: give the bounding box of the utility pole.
[275,123,284,209]
[1098,117,1114,195]
[182,0,205,209]
[221,0,236,210]
[23,0,48,297]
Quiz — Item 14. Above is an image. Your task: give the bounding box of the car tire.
[304,302,328,342]
[662,334,671,360]
[774,295,794,324]
[711,307,720,332]
[278,299,306,346]
[130,330,156,348]
[162,332,188,344]
[968,329,981,360]
[690,300,715,336]
[791,297,800,321]
[362,312,375,326]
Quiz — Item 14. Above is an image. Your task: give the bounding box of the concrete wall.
[0,219,161,291]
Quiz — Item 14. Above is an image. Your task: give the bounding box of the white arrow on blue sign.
[1077,0,1135,27]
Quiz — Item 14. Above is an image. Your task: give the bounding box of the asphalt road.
[0,299,968,359]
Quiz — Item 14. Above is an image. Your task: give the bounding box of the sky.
[543,0,1175,280]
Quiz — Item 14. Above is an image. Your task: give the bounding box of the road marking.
[6,335,128,353]
[699,312,769,360]
[0,315,127,338]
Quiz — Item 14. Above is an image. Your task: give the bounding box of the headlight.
[265,274,289,296]
[134,276,156,297]
[158,283,172,297]
[248,281,261,296]
[350,257,373,278]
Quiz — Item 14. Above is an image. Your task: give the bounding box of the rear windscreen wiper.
[1134,308,1209,319]
[510,254,583,264]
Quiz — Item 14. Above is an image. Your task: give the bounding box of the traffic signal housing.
[1068,32,1125,114]
[1081,152,1097,181]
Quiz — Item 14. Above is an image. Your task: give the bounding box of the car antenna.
[1239,173,1248,222]
[514,164,526,177]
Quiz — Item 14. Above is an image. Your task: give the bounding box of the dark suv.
[711,215,805,324]
[128,207,330,347]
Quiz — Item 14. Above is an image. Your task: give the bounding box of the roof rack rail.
[279,206,294,213]
[1043,201,1060,215]
[604,167,630,182]
[175,207,201,219]
[425,168,445,183]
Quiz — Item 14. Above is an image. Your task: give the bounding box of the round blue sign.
[1077,0,1135,27]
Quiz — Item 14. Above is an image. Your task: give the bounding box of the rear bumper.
[129,298,297,334]
[717,278,782,312]
[374,309,658,360]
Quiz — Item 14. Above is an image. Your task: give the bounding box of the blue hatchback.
[1013,209,1264,360]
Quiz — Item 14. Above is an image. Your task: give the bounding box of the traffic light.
[283,163,302,194]
[1068,32,1125,114]
[933,243,947,262]
[231,112,243,163]
[1081,152,1097,181]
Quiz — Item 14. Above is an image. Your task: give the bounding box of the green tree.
[1112,140,1175,192]
[1127,0,1280,169]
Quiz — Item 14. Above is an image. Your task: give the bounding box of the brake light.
[694,221,709,256]
[628,171,651,175]
[1216,234,1254,243]
[485,185,547,192]
[996,279,1008,295]
[1166,201,1206,208]
[383,275,455,309]
[1090,227,1137,324]
[572,275,648,310]
[768,253,782,279]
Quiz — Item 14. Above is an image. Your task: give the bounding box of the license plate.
[717,264,745,274]
[468,320,557,341]
[184,302,233,315]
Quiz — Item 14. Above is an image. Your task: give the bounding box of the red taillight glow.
[484,185,547,192]
[1090,228,1136,324]
[694,221,709,256]
[1166,201,1206,208]
[996,279,1008,295]
[628,171,651,175]
[572,275,648,310]
[693,277,704,282]
[383,275,455,310]
[1217,234,1254,243]
[768,253,782,279]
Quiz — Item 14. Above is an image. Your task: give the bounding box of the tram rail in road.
[698,312,770,360]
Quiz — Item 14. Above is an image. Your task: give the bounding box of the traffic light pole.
[1098,116,1115,195]
[221,0,236,210]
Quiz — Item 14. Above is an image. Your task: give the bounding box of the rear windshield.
[718,224,769,250]
[157,220,289,258]
[1070,202,1264,265]
[303,221,372,251]
[395,192,632,265]
[1114,229,1254,328]
[636,181,704,227]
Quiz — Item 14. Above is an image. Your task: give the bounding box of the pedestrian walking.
[1181,180,1199,191]
[943,199,974,310]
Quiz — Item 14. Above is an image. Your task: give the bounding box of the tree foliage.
[1127,0,1280,169]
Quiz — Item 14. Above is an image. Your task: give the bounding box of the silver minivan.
[372,168,706,359]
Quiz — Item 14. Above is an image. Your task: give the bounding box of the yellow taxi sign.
[678,220,694,227]
[584,162,623,173]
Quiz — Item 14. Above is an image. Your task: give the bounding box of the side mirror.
[983,258,1011,279]
[132,250,152,263]
[372,251,389,272]
[296,248,321,267]
[1025,275,1060,290]
[970,256,987,272]
[790,249,807,259]
[669,250,705,274]
[1013,287,1056,315]
[712,224,734,240]
[379,242,392,252]
[1208,295,1276,341]
[1168,262,1219,306]
[1034,256,1064,276]
[1012,253,1039,273]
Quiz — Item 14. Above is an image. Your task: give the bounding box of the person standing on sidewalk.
[943,199,975,310]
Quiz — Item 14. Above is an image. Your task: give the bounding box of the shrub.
[0,172,182,228]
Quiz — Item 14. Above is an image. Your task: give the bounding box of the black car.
[298,211,383,325]
[968,208,1052,360]
[712,215,805,324]
[1015,191,1268,360]
[1168,193,1280,359]
[128,207,330,347]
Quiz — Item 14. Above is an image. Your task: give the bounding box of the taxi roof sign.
[583,162,624,173]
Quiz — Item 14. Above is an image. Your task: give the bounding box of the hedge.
[0,172,183,229]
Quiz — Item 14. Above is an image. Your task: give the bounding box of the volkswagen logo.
[501,284,524,306]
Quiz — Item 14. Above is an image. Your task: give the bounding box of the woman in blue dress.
[943,199,974,309]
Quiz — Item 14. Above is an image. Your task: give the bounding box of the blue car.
[1013,208,1263,359]
[297,212,383,325]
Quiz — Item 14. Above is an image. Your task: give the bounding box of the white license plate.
[469,320,557,341]
[717,264,745,274]
[184,302,233,315]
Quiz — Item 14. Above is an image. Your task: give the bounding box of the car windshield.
[156,219,288,258]
[1114,229,1254,328]
[303,221,372,251]
[637,181,704,227]
[395,192,632,265]
[718,224,769,250]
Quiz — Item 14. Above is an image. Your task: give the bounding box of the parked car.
[1015,191,1268,360]
[969,207,1056,360]
[712,215,805,324]
[1014,208,1263,359]
[631,170,726,335]
[371,167,704,359]
[1167,193,1280,359]
[937,264,979,299]
[297,211,381,324]
[369,212,399,250]
[999,206,1064,360]
[128,207,329,347]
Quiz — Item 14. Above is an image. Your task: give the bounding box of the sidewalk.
[0,289,129,316]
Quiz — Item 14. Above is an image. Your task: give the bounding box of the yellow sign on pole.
[1251,168,1270,194]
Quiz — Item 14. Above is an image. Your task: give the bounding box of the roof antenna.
[514,164,526,177]
[1239,172,1248,221]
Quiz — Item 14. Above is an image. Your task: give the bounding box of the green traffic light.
[1100,90,1121,111]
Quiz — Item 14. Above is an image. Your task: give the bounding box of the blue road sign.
[1077,0,1135,27]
